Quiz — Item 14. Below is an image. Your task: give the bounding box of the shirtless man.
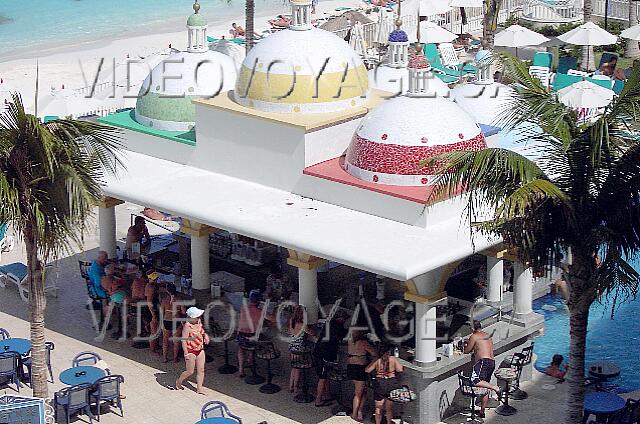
[464,320,502,418]
[125,216,151,258]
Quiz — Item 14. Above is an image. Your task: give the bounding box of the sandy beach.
[0,0,365,114]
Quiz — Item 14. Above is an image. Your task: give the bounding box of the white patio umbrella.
[210,38,246,65]
[419,0,452,16]
[38,90,100,119]
[558,79,614,109]
[557,21,617,70]
[494,24,549,57]
[419,20,457,43]
[620,23,640,40]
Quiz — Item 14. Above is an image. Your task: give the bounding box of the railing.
[522,0,583,23]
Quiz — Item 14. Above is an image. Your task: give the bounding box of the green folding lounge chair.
[557,56,578,74]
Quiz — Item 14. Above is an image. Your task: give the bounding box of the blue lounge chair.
[557,56,578,74]
[532,52,553,69]
[423,43,474,80]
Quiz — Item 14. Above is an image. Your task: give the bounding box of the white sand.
[0,0,367,115]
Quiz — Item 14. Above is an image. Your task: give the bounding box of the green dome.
[187,13,207,26]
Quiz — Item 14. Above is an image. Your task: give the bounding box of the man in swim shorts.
[464,320,502,418]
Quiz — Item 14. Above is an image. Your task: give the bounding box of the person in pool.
[545,354,568,380]
[176,307,210,394]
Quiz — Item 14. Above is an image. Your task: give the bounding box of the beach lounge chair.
[0,223,15,261]
[532,52,553,69]
[422,44,470,81]
[529,65,552,88]
[557,56,578,74]
[438,43,477,73]
[0,262,59,302]
[567,69,589,78]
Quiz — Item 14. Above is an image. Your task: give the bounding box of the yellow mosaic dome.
[233,15,369,113]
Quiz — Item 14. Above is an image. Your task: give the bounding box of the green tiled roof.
[187,13,207,26]
[97,110,196,146]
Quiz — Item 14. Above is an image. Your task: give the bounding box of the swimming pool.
[533,293,640,392]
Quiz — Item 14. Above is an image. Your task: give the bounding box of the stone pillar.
[298,268,319,323]
[514,262,533,318]
[406,270,443,365]
[287,250,327,324]
[180,219,217,291]
[486,256,503,304]
[98,197,123,260]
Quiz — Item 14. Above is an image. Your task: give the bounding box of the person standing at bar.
[464,320,502,418]
[347,330,377,422]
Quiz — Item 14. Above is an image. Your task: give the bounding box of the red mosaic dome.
[408,52,429,69]
[344,96,486,186]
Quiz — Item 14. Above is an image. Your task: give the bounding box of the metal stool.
[240,340,265,385]
[458,370,488,424]
[495,367,518,416]
[290,348,314,403]
[212,325,237,375]
[256,341,281,394]
[326,360,349,416]
[509,344,533,400]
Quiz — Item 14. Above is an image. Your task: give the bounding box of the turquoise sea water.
[0,0,284,58]
[533,258,640,392]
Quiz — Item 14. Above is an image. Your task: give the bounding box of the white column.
[98,206,117,259]
[298,268,318,323]
[413,271,440,364]
[486,256,503,304]
[190,234,210,290]
[514,263,533,317]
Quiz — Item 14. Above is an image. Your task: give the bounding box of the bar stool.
[457,370,488,424]
[509,344,534,400]
[290,348,314,403]
[212,325,237,375]
[494,367,518,416]
[325,360,349,416]
[257,341,281,394]
[240,340,265,385]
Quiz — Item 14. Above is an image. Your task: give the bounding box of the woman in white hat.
[176,306,209,394]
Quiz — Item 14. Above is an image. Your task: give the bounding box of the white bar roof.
[104,151,499,281]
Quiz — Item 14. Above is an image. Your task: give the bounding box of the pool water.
[533,293,640,392]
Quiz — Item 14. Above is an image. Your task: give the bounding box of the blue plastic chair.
[0,328,10,340]
[0,351,22,392]
[201,401,243,423]
[54,383,94,424]
[23,341,55,384]
[72,351,102,368]
[90,375,125,421]
[557,56,578,74]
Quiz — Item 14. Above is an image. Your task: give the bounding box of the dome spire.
[387,0,408,68]
[187,1,208,53]
[289,0,313,31]
[473,50,493,85]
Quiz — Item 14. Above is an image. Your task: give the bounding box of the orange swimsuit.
[185,323,205,356]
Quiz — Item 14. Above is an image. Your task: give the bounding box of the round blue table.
[0,338,31,356]
[194,419,238,424]
[583,392,626,423]
[59,366,106,385]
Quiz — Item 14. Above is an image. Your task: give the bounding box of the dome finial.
[193,1,200,13]
[396,0,402,29]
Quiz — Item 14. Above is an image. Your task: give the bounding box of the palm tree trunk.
[626,0,640,58]
[245,0,255,51]
[564,253,594,424]
[482,0,502,50]
[25,223,49,398]
[566,300,589,423]
[582,0,595,70]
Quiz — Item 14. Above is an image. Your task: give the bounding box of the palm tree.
[482,0,502,49]
[245,0,255,51]
[0,93,122,398]
[626,0,640,58]
[422,56,640,423]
